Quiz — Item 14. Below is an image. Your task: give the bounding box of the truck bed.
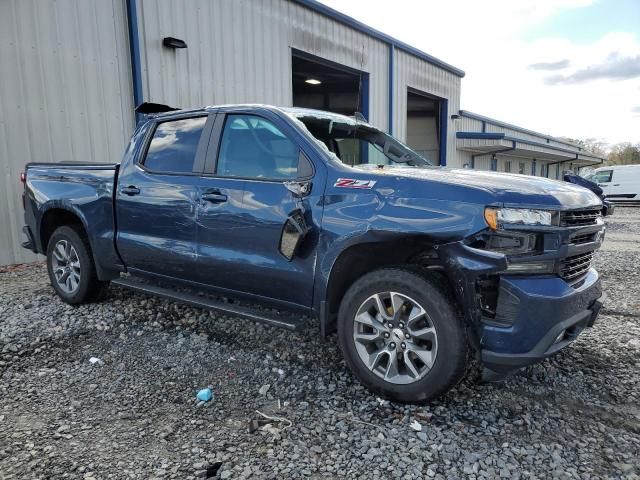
[23,162,122,278]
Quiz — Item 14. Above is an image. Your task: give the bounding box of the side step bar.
[112,277,305,331]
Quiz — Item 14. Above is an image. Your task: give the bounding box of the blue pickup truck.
[21,104,605,402]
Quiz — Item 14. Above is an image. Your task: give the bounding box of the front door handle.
[201,191,228,203]
[121,185,140,196]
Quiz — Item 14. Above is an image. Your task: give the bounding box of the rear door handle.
[121,186,140,196]
[201,191,228,203]
[613,184,620,186]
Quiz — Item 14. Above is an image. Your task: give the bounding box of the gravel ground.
[1,209,639,480]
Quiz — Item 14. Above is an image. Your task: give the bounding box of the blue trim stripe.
[439,99,448,166]
[455,132,603,162]
[388,44,394,135]
[126,0,143,124]
[457,132,504,140]
[292,0,465,78]
[360,73,370,121]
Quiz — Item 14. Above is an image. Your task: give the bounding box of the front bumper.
[480,268,602,373]
[437,241,604,376]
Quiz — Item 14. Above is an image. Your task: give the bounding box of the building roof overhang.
[456,132,604,166]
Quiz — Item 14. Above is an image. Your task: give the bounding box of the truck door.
[116,114,213,279]
[195,111,323,308]
[591,169,614,197]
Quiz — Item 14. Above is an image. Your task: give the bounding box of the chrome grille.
[560,208,601,227]
[560,251,595,281]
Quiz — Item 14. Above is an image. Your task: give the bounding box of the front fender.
[313,190,491,329]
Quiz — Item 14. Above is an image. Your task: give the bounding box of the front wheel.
[46,226,108,304]
[337,268,468,403]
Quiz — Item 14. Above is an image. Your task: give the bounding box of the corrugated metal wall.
[0,0,134,266]
[393,49,461,166]
[473,156,491,171]
[483,122,578,152]
[457,116,483,133]
[136,0,391,131]
[0,0,470,266]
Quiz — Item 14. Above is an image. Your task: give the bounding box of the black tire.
[337,268,469,403]
[46,225,108,304]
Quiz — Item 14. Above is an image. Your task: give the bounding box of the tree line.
[561,138,640,166]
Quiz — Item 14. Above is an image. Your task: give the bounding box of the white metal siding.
[136,0,391,131]
[0,0,134,266]
[393,49,461,167]
[457,116,483,133]
[484,123,579,152]
[473,156,492,171]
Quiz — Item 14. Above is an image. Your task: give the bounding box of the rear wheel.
[46,226,108,304]
[338,268,468,403]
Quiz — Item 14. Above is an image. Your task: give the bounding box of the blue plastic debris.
[196,388,213,402]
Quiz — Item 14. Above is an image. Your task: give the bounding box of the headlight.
[484,207,552,230]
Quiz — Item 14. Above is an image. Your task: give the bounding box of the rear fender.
[34,200,121,281]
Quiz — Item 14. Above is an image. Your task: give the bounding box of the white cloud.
[318,0,640,145]
[529,59,571,71]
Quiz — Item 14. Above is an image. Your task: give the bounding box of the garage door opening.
[292,51,368,119]
[406,89,445,165]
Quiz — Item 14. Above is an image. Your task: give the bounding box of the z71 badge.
[334,178,377,189]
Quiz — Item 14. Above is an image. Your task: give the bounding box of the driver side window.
[216,114,299,180]
[591,170,612,183]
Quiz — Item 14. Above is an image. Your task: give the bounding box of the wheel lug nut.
[401,342,406,349]
[389,342,396,350]
[383,332,390,338]
[405,333,410,339]
[387,323,393,329]
[398,322,404,329]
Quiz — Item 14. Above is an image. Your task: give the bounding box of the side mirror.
[284,151,314,197]
[279,209,309,261]
[284,180,311,197]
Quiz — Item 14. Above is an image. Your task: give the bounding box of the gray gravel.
[1,209,639,479]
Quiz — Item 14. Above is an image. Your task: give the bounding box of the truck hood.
[354,165,602,209]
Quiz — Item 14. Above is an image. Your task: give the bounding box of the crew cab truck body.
[21,104,605,402]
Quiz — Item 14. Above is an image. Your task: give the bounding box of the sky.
[318,0,640,147]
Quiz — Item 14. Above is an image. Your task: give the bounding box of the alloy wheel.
[51,239,81,294]
[352,291,438,385]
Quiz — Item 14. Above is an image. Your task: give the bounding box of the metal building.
[0,0,604,266]
[454,111,605,177]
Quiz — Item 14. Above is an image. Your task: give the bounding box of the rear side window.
[216,114,299,180]
[143,117,207,173]
[591,170,612,183]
